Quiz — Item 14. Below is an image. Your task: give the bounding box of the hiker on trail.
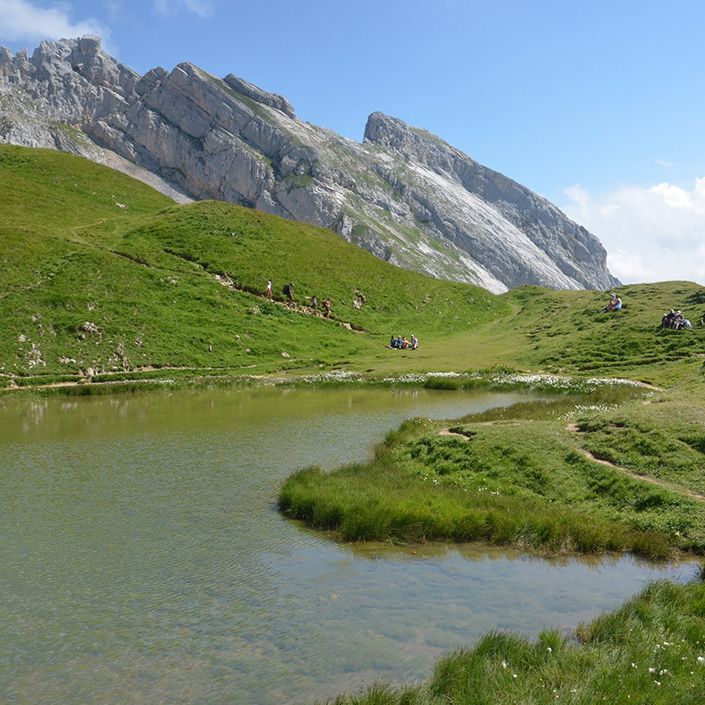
[283,282,294,302]
[265,280,272,298]
[323,297,331,318]
[310,295,318,311]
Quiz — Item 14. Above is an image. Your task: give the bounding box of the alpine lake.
[0,385,698,705]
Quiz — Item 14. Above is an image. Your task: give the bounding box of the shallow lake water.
[0,386,697,705]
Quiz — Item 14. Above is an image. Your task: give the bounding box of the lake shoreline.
[0,366,655,397]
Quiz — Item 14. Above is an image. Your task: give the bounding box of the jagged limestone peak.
[0,38,619,293]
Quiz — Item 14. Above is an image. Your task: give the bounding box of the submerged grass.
[325,579,705,705]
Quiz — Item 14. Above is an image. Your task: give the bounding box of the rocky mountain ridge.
[0,37,618,293]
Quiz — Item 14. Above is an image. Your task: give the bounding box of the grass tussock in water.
[324,580,705,705]
[281,461,672,559]
[281,381,705,558]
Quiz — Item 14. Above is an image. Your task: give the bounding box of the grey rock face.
[0,37,618,292]
[223,74,296,118]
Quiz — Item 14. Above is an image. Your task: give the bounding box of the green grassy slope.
[407,285,705,385]
[4,145,705,386]
[0,145,503,381]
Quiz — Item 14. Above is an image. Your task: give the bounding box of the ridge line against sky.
[1,0,704,286]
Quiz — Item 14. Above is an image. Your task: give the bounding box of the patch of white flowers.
[296,370,364,384]
[585,377,645,388]
[382,373,428,383]
[560,403,620,420]
[286,369,648,390]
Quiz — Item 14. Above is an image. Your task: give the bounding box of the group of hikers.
[604,291,695,330]
[265,280,332,318]
[660,309,693,330]
[388,335,418,350]
[260,279,698,345]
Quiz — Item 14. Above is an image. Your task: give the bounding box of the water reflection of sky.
[0,387,698,705]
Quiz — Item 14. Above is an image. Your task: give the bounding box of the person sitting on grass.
[661,310,677,328]
[660,309,692,330]
[603,292,622,312]
[387,335,418,350]
[673,311,693,330]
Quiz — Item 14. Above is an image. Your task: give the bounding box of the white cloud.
[154,0,213,17]
[0,0,109,43]
[561,178,705,286]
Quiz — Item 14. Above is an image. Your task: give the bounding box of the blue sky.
[2,0,705,284]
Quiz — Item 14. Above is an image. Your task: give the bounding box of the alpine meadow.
[2,142,705,703]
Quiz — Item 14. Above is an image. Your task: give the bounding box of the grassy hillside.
[3,145,704,387]
[404,285,705,386]
[0,145,502,382]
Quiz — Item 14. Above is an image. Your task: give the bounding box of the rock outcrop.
[0,37,618,293]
